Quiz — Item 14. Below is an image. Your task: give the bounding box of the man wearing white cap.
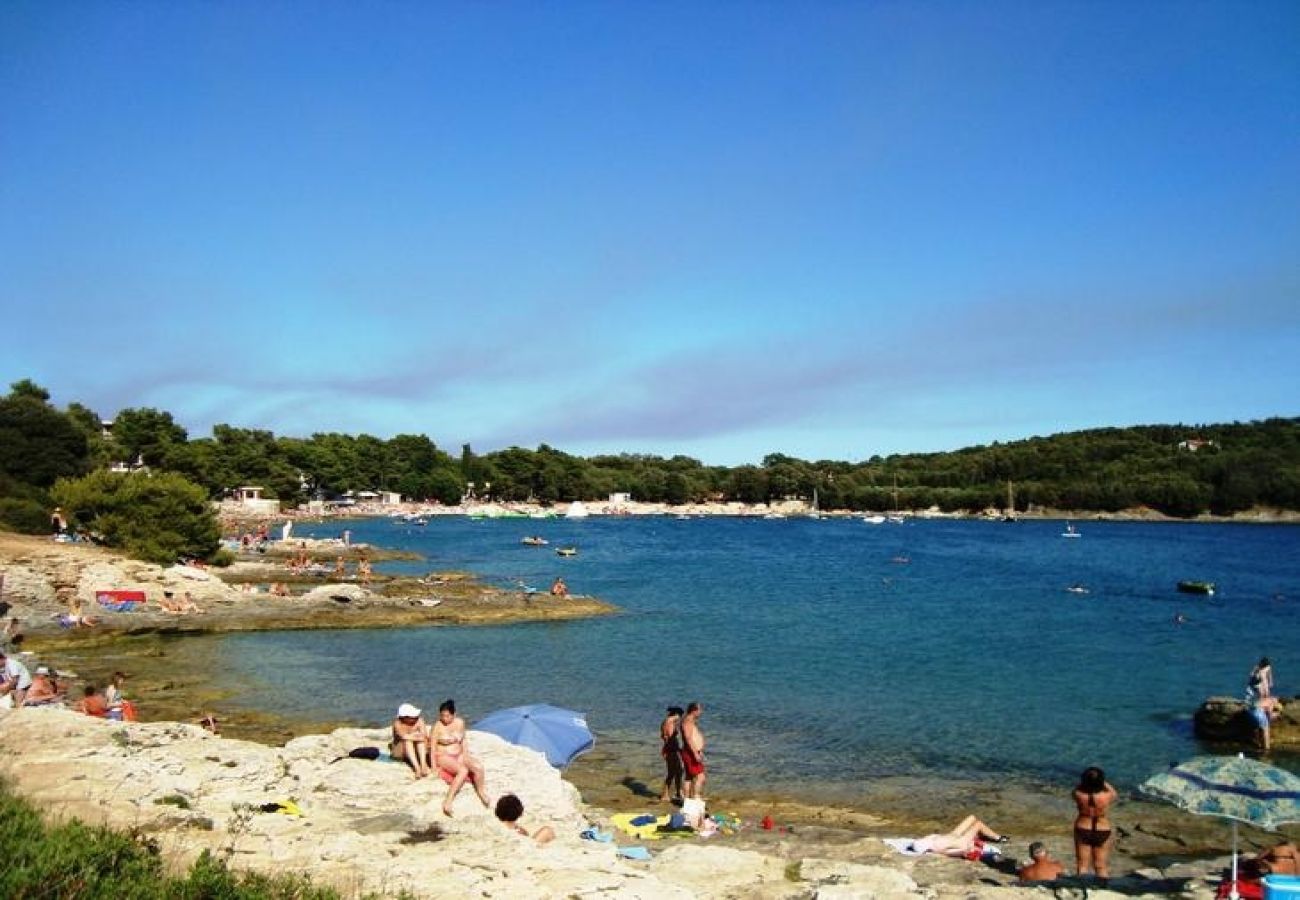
[0,649,32,708]
[26,665,62,706]
[391,703,432,779]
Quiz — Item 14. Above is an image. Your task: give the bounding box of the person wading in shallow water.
[658,706,685,802]
[680,701,706,799]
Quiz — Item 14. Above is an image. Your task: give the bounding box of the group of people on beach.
[1,653,135,721]
[907,767,1117,882]
[658,702,707,803]
[389,699,553,843]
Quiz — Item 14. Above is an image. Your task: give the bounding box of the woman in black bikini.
[1072,766,1118,879]
[659,706,685,802]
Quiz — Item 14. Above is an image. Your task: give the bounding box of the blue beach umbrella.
[1140,754,1300,899]
[473,704,594,768]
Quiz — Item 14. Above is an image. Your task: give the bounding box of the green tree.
[7,378,50,402]
[52,470,221,565]
[0,381,89,488]
[110,407,188,468]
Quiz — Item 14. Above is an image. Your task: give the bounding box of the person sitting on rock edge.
[78,684,109,718]
[25,666,63,706]
[1253,839,1299,877]
[494,794,555,845]
[1018,841,1065,881]
[390,703,432,779]
[431,699,491,816]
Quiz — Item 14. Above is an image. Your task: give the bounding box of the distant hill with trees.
[2,380,1296,541]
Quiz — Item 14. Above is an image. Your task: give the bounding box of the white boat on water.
[863,515,886,525]
[1062,522,1081,538]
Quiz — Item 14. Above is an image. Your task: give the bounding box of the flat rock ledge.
[0,708,1235,899]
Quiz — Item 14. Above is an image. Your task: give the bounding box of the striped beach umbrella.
[1141,754,1300,899]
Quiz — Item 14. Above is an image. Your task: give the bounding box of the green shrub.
[51,470,221,565]
[0,779,352,899]
[210,547,236,568]
[0,495,50,535]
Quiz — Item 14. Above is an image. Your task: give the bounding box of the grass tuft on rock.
[0,778,347,899]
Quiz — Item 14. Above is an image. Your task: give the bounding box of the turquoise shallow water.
[209,516,1300,809]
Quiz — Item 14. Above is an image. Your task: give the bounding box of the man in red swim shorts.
[681,701,707,799]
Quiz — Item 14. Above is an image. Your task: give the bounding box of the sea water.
[209,516,1300,811]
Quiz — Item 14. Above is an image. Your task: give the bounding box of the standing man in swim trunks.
[681,701,706,800]
[1071,766,1118,880]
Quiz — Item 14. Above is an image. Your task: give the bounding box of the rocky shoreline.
[0,708,1263,899]
[1,530,1295,898]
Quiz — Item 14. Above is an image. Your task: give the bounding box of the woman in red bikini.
[1072,766,1118,879]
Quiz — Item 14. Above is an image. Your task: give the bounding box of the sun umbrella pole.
[1230,819,1239,900]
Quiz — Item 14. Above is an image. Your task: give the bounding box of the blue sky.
[2,2,1296,465]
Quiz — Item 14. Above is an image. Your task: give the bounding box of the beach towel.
[616,846,652,861]
[611,813,672,840]
[96,591,145,612]
[579,826,614,843]
[258,799,304,817]
[883,838,926,856]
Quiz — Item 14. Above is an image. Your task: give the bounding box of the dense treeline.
[2,380,1298,539]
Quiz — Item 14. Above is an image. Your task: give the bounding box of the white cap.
[397,703,421,718]
[35,665,50,675]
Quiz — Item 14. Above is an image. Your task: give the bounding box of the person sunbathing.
[1018,842,1065,881]
[66,599,99,627]
[390,703,432,779]
[25,666,64,706]
[495,794,555,845]
[158,592,185,614]
[78,685,109,718]
[431,699,491,816]
[910,815,1008,856]
[1,650,33,707]
[1253,840,1299,877]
